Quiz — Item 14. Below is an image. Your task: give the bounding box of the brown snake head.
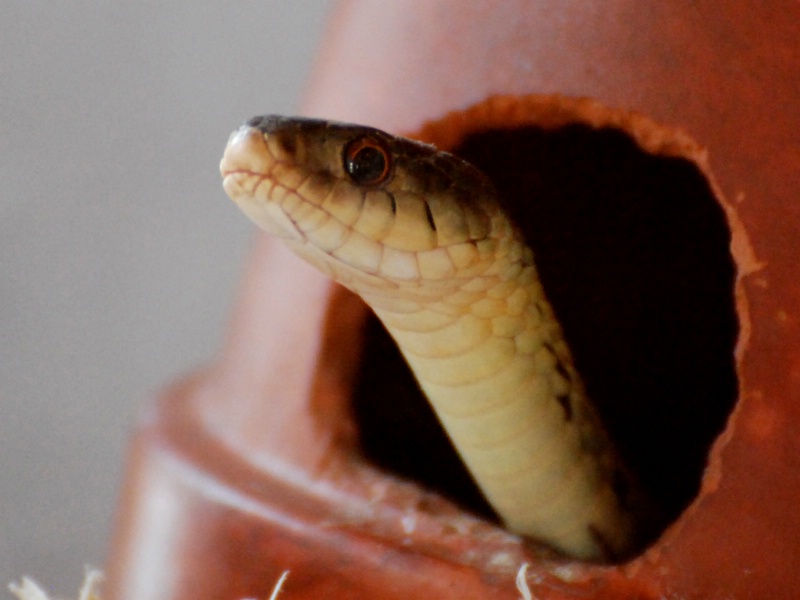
[220,116,524,299]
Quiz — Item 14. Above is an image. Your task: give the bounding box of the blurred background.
[0,1,333,593]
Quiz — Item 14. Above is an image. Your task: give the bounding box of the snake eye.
[343,136,392,186]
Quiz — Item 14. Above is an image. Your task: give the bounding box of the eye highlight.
[343,136,392,186]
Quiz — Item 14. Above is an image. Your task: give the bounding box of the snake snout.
[220,127,265,173]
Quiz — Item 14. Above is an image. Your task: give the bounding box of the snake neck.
[357,233,638,559]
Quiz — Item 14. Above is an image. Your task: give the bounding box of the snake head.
[221,115,521,296]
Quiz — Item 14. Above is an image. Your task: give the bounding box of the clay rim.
[401,93,754,560]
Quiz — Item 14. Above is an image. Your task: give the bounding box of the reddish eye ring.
[343,136,392,186]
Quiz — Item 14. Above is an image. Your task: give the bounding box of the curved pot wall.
[106,2,800,599]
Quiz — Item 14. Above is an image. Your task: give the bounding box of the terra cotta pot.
[107,2,800,598]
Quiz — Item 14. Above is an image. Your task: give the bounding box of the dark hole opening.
[351,123,739,553]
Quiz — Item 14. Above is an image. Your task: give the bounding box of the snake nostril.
[277,135,297,156]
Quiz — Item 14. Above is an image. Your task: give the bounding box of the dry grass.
[8,570,293,600]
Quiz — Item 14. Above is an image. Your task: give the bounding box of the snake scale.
[220,115,651,561]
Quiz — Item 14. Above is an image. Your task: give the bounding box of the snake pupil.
[344,136,391,186]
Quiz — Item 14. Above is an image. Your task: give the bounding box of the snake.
[219,115,650,561]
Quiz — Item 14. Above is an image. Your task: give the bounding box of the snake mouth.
[220,127,272,204]
[220,126,274,183]
[220,126,309,242]
[219,126,284,199]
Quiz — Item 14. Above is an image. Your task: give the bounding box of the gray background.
[1,1,333,593]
